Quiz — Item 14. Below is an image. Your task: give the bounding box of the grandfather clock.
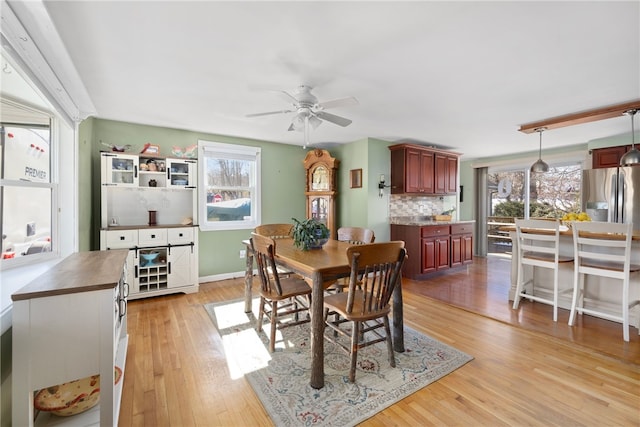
[303,149,339,239]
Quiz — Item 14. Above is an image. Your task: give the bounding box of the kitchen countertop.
[12,250,128,301]
[390,216,476,226]
[102,223,195,231]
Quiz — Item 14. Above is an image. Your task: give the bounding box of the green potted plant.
[291,217,330,250]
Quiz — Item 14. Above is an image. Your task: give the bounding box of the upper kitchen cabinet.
[389,143,460,195]
[591,145,631,169]
[102,153,139,186]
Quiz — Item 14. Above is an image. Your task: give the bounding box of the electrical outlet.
[239,249,246,258]
[419,204,424,213]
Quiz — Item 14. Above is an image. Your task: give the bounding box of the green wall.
[334,137,392,241]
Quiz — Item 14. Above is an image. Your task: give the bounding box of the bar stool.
[568,221,640,342]
[512,219,573,322]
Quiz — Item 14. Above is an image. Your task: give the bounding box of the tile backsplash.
[389,194,457,219]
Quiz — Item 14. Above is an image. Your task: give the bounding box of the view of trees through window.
[489,165,581,219]
[199,140,261,230]
[487,164,582,255]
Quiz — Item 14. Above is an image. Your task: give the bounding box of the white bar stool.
[568,221,640,342]
[512,219,573,322]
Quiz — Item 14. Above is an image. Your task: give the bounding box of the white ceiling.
[38,1,640,160]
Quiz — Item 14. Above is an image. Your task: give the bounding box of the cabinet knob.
[151,234,156,238]
[179,233,183,237]
[120,236,125,240]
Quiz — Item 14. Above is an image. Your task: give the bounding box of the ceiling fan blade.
[317,96,359,110]
[246,109,294,118]
[315,111,352,127]
[275,90,300,105]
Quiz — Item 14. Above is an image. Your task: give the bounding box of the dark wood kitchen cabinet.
[421,225,450,274]
[389,143,459,195]
[450,223,473,267]
[591,145,630,169]
[435,152,459,194]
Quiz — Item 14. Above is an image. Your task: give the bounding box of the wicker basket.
[434,215,452,221]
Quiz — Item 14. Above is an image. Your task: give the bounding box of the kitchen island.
[506,225,640,327]
[390,217,475,279]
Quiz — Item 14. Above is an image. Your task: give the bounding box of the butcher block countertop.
[390,216,475,226]
[12,250,128,301]
[500,224,640,241]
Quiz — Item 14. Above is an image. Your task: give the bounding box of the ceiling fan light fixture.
[530,127,549,173]
[620,109,640,166]
[291,109,322,132]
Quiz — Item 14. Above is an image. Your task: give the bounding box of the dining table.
[242,238,405,389]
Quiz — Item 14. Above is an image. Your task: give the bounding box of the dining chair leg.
[257,297,266,332]
[269,300,278,352]
[383,316,395,367]
[512,260,524,310]
[569,272,584,326]
[349,321,361,383]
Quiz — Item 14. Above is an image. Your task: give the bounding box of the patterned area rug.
[204,299,472,427]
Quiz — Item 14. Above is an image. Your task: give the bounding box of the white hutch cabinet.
[99,152,199,299]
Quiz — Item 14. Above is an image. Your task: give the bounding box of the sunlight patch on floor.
[222,326,272,379]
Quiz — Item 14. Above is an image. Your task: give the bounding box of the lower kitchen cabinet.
[421,225,450,274]
[451,223,473,267]
[391,222,474,279]
[100,226,198,299]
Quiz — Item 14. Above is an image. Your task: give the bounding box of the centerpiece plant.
[291,217,330,250]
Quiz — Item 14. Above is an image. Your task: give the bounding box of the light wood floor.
[119,257,640,426]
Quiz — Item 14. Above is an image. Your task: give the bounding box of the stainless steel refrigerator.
[582,166,640,226]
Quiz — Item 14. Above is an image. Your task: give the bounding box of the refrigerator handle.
[609,174,617,223]
[618,170,625,223]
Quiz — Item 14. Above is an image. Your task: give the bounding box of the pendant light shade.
[620,109,640,166]
[530,127,549,173]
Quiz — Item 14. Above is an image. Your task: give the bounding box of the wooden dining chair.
[568,221,640,342]
[250,233,312,352]
[337,227,376,245]
[326,227,376,293]
[254,223,293,239]
[254,223,296,277]
[323,241,406,383]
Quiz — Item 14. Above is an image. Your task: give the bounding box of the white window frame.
[198,140,261,231]
[0,101,58,269]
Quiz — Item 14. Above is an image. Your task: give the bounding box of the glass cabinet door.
[167,159,197,187]
[102,153,139,186]
[309,197,329,225]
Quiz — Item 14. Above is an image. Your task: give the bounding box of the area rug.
[204,298,473,427]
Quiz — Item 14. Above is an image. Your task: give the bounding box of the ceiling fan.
[246,85,358,147]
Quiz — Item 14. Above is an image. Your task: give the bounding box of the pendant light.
[530,127,549,173]
[620,109,640,166]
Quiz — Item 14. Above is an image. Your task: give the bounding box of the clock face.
[311,166,329,191]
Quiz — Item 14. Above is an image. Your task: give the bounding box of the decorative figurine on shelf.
[171,144,197,158]
[101,142,131,152]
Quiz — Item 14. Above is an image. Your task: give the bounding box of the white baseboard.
[199,271,251,283]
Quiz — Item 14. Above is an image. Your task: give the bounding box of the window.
[198,140,261,231]
[485,161,582,255]
[1,100,56,266]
